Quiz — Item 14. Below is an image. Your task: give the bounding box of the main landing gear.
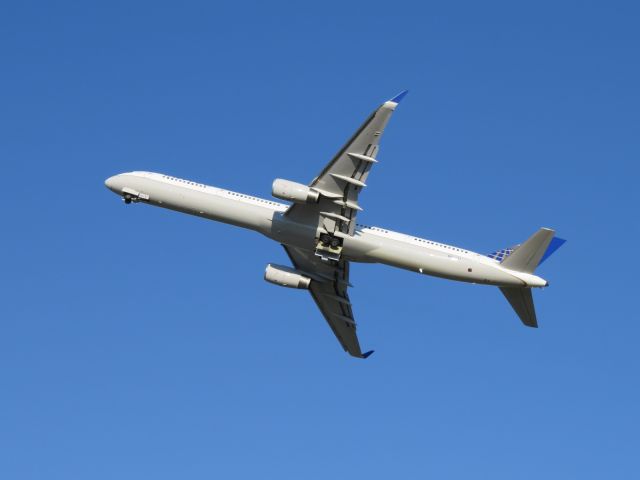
[320,233,341,248]
[315,233,343,262]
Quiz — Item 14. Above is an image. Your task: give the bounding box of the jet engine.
[272,179,319,203]
[264,264,311,289]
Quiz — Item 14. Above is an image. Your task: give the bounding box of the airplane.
[105,90,565,359]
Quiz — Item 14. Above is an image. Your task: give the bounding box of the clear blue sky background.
[2,1,638,478]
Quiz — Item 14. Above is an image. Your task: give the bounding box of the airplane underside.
[105,91,564,358]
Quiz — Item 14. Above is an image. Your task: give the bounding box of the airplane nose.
[105,175,119,192]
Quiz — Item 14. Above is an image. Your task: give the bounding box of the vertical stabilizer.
[500,287,537,327]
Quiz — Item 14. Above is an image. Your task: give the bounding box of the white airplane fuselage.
[105,171,547,289]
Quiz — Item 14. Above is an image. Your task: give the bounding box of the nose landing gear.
[121,188,149,204]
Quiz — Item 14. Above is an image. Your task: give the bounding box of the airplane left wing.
[283,245,373,359]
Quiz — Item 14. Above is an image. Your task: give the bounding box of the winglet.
[389,90,409,104]
[361,350,375,359]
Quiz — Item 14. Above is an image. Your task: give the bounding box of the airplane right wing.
[283,91,407,261]
[282,245,373,359]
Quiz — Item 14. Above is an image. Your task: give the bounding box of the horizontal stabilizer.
[501,228,555,274]
[500,287,537,327]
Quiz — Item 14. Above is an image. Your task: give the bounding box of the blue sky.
[1,1,639,478]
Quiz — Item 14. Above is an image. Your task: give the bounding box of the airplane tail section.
[500,287,537,327]
[496,229,566,328]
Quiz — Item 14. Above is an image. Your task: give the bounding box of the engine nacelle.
[264,264,311,289]
[272,179,319,203]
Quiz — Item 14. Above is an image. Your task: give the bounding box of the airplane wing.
[284,91,408,240]
[283,245,373,359]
